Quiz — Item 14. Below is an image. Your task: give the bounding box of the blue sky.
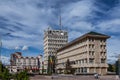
[0,0,120,64]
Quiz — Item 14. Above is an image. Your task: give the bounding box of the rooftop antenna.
[59,8,62,30]
[59,8,64,35]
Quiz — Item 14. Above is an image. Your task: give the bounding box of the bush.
[0,62,11,80]
[0,62,29,80]
[14,71,29,80]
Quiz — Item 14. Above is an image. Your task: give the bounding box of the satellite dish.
[61,32,64,35]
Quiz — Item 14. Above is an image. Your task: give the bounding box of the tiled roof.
[86,31,109,36]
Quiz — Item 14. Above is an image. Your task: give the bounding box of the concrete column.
[79,68,81,73]
[76,68,78,73]
[87,68,89,73]
[99,68,101,74]
[94,68,96,73]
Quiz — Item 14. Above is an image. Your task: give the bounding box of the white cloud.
[108,2,120,18]
[96,19,120,33]
[62,0,95,20]
[107,36,120,63]
[70,21,94,31]
[61,0,95,32]
[15,46,21,50]
[0,0,54,49]
[0,0,97,49]
[1,56,10,65]
[68,30,82,41]
[22,45,29,51]
[0,0,120,64]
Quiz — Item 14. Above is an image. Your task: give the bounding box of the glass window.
[101,59,105,63]
[89,58,94,63]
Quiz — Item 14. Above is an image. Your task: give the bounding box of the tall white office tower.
[43,27,68,73]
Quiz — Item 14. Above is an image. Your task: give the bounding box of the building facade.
[116,56,120,75]
[44,28,68,72]
[56,31,110,75]
[10,52,42,73]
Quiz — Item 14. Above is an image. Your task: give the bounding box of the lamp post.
[0,33,10,63]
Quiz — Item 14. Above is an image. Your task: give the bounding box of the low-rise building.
[56,31,110,75]
[10,52,42,73]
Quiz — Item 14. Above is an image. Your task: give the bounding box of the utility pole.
[0,33,10,63]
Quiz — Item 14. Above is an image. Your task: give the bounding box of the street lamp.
[0,33,11,63]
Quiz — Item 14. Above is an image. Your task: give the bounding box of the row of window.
[89,38,106,42]
[100,52,106,56]
[17,59,37,63]
[48,36,68,39]
[76,67,87,73]
[47,43,64,47]
[89,44,106,49]
[58,44,87,55]
[59,58,106,66]
[48,40,67,43]
[100,45,106,49]
[47,30,67,34]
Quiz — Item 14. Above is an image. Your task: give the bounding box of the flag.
[50,56,53,64]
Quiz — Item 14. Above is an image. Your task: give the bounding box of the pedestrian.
[94,73,99,79]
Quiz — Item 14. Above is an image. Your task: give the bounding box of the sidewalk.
[30,75,119,80]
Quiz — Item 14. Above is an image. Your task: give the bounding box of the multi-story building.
[10,52,42,73]
[56,31,110,75]
[44,28,68,72]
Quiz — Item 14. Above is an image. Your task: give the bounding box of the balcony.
[71,63,108,68]
[88,63,108,67]
[100,55,106,59]
[89,55,95,59]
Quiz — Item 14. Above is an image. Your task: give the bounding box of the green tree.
[47,55,56,75]
[0,60,29,80]
[64,59,75,74]
[15,71,29,80]
[108,64,116,72]
[0,62,11,80]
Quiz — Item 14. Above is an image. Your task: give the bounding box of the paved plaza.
[30,75,119,80]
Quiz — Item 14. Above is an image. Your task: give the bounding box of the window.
[89,58,94,63]
[101,59,105,63]
[79,60,81,64]
[100,45,102,48]
[85,59,87,63]
[18,59,20,62]
[92,51,94,55]
[103,40,105,42]
[89,51,91,55]
[89,51,94,55]
[104,45,106,49]
[90,39,94,42]
[92,44,94,48]
[82,59,84,63]
[83,67,87,73]
[29,59,31,65]
[89,45,91,48]
[76,60,78,64]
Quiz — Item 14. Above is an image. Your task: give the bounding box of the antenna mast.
[59,8,62,30]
